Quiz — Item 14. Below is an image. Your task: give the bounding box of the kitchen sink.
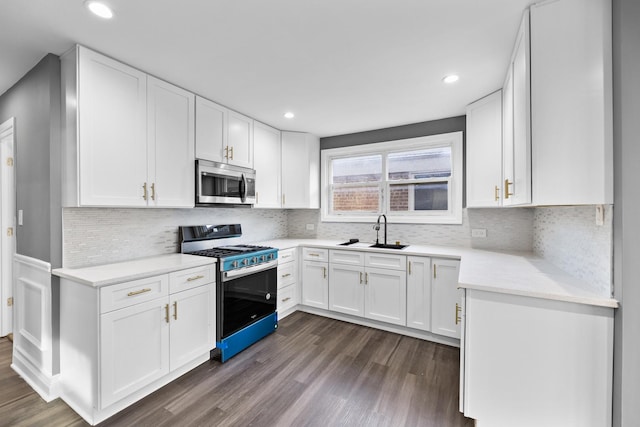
[369,243,408,250]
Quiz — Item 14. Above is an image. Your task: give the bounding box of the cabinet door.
[147,77,195,208]
[364,267,406,326]
[466,91,503,207]
[281,132,320,208]
[100,297,169,409]
[431,259,462,338]
[169,285,213,370]
[329,264,364,317]
[301,261,328,309]
[78,46,147,206]
[278,283,297,317]
[195,96,226,163]
[406,256,431,332]
[253,122,281,208]
[227,110,253,168]
[502,68,515,205]
[504,12,532,206]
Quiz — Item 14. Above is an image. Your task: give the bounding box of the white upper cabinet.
[466,90,503,207]
[147,77,195,208]
[195,96,227,163]
[62,46,195,208]
[281,131,320,208]
[195,97,254,169]
[503,11,531,206]
[530,0,613,205]
[70,46,148,207]
[253,121,282,208]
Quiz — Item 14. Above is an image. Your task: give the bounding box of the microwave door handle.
[240,173,247,203]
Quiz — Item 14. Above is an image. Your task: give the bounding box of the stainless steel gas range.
[179,224,278,362]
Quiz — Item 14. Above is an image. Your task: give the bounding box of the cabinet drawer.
[278,284,297,313]
[278,262,296,288]
[169,264,215,294]
[329,250,364,266]
[365,253,406,271]
[302,247,328,262]
[278,248,297,265]
[100,275,169,313]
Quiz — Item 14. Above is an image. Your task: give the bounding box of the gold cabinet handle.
[151,183,156,201]
[281,273,291,278]
[229,146,234,160]
[504,179,513,199]
[494,185,500,201]
[322,267,327,278]
[165,304,170,323]
[433,264,437,279]
[365,272,368,284]
[187,274,205,282]
[455,303,462,325]
[282,297,291,303]
[408,261,412,275]
[282,194,285,206]
[256,192,259,204]
[359,271,363,284]
[309,253,320,257]
[142,182,148,200]
[173,301,178,320]
[224,146,229,160]
[127,288,151,297]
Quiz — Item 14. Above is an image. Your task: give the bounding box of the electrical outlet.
[595,205,604,226]
[471,228,487,238]
[305,223,315,231]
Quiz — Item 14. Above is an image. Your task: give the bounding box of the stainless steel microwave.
[196,160,256,206]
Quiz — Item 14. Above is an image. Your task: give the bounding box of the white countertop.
[256,238,618,308]
[52,254,216,287]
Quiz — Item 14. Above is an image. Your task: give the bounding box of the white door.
[406,256,431,332]
[253,122,281,208]
[78,46,148,206]
[169,285,212,370]
[301,261,328,309]
[100,297,170,409]
[227,111,253,168]
[365,267,406,326]
[195,96,227,162]
[147,77,195,208]
[431,259,462,338]
[0,118,15,337]
[329,264,364,317]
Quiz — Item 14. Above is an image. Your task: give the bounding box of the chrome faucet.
[374,214,387,246]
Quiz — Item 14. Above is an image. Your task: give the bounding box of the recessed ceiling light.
[85,1,114,19]
[284,112,295,119]
[442,74,459,84]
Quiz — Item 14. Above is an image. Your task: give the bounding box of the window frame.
[320,132,463,224]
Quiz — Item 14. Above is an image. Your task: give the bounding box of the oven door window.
[221,267,277,338]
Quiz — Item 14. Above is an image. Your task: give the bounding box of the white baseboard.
[12,348,60,402]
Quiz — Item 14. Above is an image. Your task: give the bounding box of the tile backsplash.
[287,208,535,252]
[63,208,288,268]
[533,205,613,296]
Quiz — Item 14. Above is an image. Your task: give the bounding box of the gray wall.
[0,54,62,267]
[612,0,640,425]
[320,116,465,149]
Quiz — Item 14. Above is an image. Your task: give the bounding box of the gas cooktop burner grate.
[187,245,273,259]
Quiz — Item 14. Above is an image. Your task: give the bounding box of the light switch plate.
[471,228,487,238]
[18,210,23,226]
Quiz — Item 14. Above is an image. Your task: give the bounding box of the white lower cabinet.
[328,250,406,327]
[406,256,432,331]
[301,260,329,309]
[60,264,215,425]
[431,258,462,338]
[277,248,298,318]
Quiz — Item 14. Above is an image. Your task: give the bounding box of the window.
[321,132,463,224]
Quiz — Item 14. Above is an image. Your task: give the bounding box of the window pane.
[332,155,382,184]
[388,147,451,180]
[332,185,380,212]
[389,182,448,211]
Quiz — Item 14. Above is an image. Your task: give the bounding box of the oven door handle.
[222,259,278,281]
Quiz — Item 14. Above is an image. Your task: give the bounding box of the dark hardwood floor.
[0,312,473,426]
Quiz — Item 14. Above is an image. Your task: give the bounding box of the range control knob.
[252,256,258,263]
[242,258,249,266]
[261,255,267,262]
[231,260,239,268]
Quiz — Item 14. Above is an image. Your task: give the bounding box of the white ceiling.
[0,0,532,137]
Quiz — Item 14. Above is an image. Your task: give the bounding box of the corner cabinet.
[431,258,462,339]
[61,45,195,208]
[281,132,320,208]
[195,96,254,169]
[253,122,282,208]
[406,256,432,331]
[59,264,215,425]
